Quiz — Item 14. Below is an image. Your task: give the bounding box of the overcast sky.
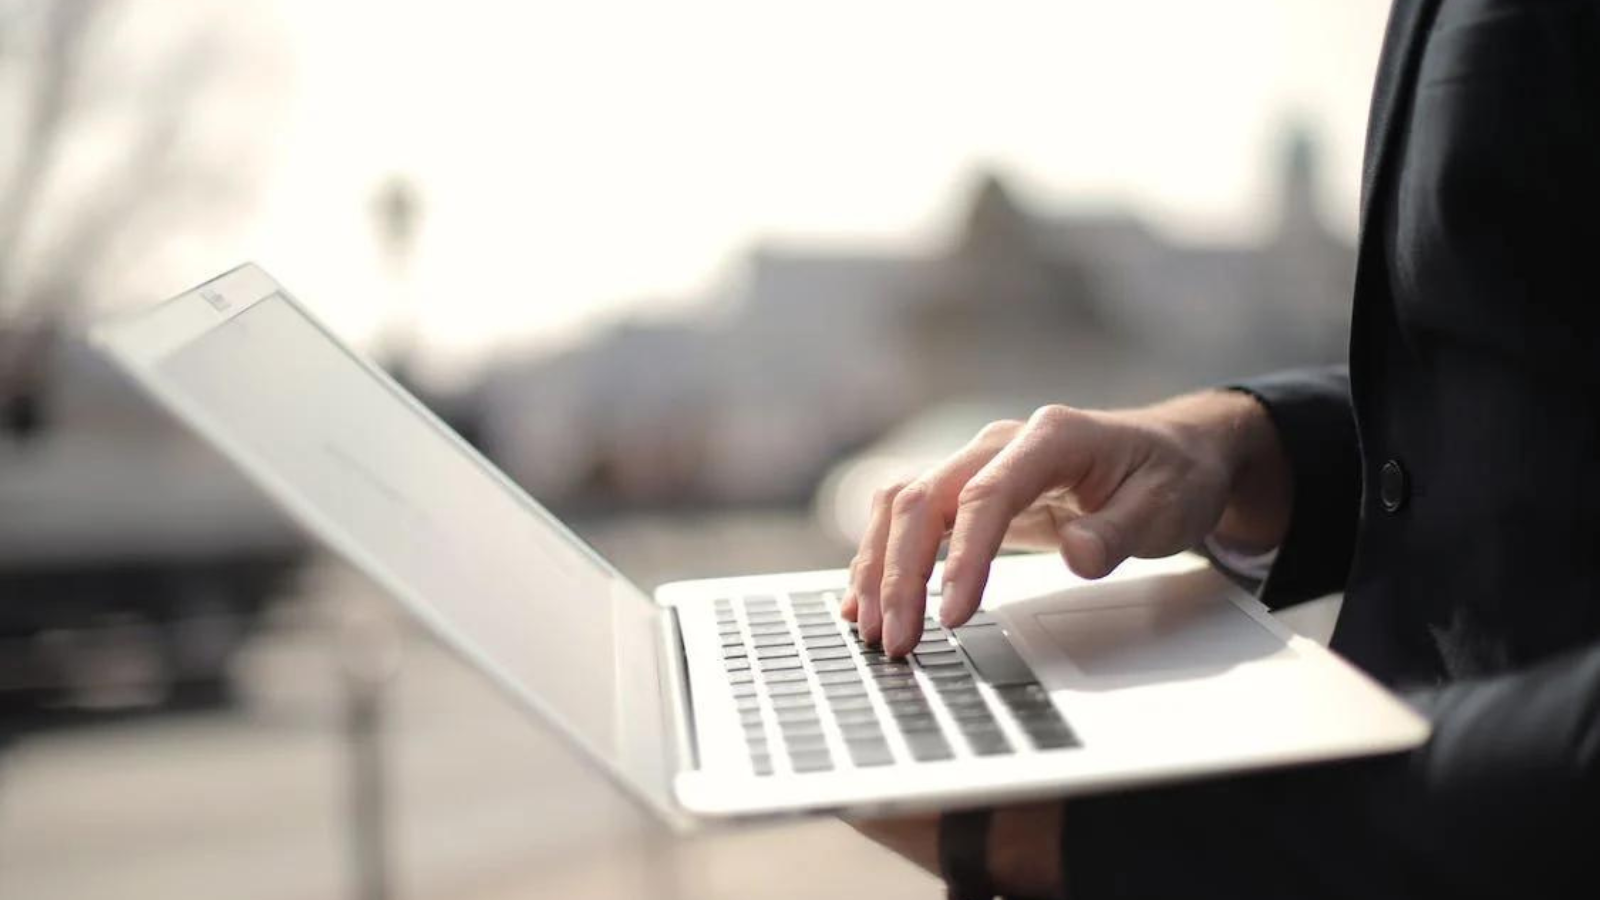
[102,0,1393,380]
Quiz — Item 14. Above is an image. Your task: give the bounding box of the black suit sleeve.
[1058,637,1600,899]
[1226,366,1361,609]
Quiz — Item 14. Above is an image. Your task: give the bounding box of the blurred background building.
[0,1,1383,897]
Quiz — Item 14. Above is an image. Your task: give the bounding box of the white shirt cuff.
[1203,534,1279,582]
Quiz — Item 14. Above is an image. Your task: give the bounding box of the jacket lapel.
[1357,0,1444,241]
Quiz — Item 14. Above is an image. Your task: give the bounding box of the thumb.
[1058,487,1160,579]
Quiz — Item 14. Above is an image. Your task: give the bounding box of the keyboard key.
[735,696,762,712]
[938,690,988,711]
[1009,699,1065,721]
[831,704,880,724]
[811,658,858,673]
[807,646,853,661]
[724,658,750,672]
[966,731,1012,756]
[816,669,863,686]
[756,646,799,660]
[721,646,748,660]
[748,623,791,637]
[803,636,846,649]
[739,708,765,725]
[745,595,779,607]
[879,687,927,705]
[848,742,894,767]
[913,636,952,653]
[753,635,795,648]
[822,679,869,697]
[838,730,889,749]
[765,669,809,684]
[838,719,884,740]
[996,683,1050,706]
[767,681,812,697]
[922,665,973,683]
[842,728,889,746]
[752,754,774,776]
[949,706,998,726]
[732,683,758,698]
[790,750,833,773]
[781,724,826,744]
[783,731,829,753]
[1026,724,1079,750]
[893,711,940,733]
[827,693,876,711]
[915,649,963,666]
[904,731,954,762]
[760,657,804,672]
[771,693,817,711]
[789,591,833,605]
[729,670,755,685]
[954,625,1037,686]
[721,635,745,648]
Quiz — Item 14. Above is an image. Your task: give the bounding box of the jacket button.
[1379,459,1407,513]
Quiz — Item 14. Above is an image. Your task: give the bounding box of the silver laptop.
[93,264,1428,829]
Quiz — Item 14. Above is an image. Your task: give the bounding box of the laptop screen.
[125,278,684,825]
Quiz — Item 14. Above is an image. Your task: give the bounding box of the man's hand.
[840,391,1289,656]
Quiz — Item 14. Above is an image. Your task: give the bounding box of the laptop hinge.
[660,606,701,772]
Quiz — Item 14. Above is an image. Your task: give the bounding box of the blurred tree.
[0,0,245,439]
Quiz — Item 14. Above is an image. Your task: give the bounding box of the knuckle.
[872,481,909,509]
[957,477,1001,509]
[890,482,932,516]
[879,567,925,598]
[975,418,1023,442]
[1029,403,1077,430]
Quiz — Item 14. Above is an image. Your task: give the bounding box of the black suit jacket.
[1059,2,1600,896]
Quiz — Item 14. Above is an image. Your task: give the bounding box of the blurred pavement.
[0,511,936,900]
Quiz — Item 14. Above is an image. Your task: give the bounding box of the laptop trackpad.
[1035,591,1285,681]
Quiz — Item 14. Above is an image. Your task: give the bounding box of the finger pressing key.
[942,411,1093,626]
[852,482,904,645]
[879,481,940,656]
[878,422,1019,654]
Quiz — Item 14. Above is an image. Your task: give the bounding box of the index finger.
[940,408,1094,625]
[876,422,1020,654]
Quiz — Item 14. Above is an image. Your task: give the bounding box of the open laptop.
[93,264,1428,829]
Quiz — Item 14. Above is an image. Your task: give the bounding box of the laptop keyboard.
[714,590,1078,776]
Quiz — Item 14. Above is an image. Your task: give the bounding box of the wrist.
[1207,389,1291,552]
[1148,389,1290,553]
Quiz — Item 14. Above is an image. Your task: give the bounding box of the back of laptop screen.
[145,288,678,816]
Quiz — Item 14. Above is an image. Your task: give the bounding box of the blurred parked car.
[0,330,305,716]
